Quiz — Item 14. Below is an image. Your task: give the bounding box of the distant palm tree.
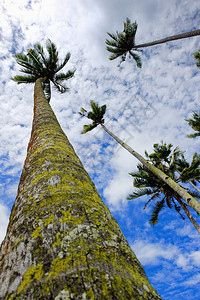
[79,101,200,221]
[13,38,75,101]
[185,112,200,138]
[106,18,200,66]
[145,141,200,193]
[127,163,200,233]
[128,141,200,232]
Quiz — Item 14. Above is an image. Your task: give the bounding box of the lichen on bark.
[0,79,161,299]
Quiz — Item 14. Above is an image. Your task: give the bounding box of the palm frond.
[56,53,71,73]
[186,112,200,138]
[81,123,98,134]
[45,39,58,70]
[14,54,39,74]
[187,132,200,138]
[149,199,165,225]
[35,43,47,67]
[143,192,161,210]
[106,32,119,43]
[27,48,44,72]
[129,51,142,68]
[12,75,36,84]
[54,70,75,82]
[194,49,200,68]
[127,188,153,200]
[53,81,69,94]
[100,104,106,120]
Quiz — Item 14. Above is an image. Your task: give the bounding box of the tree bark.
[101,123,200,224]
[133,29,200,49]
[0,79,161,299]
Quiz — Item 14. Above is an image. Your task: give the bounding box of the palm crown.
[106,18,142,67]
[106,18,200,67]
[185,112,200,138]
[128,141,200,225]
[13,39,75,101]
[79,101,106,134]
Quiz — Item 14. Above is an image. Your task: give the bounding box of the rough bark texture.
[0,79,161,299]
[101,123,200,226]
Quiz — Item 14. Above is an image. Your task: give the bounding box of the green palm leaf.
[56,53,71,73]
[127,188,154,200]
[106,18,141,67]
[149,199,165,225]
[81,123,98,134]
[13,39,75,102]
[12,75,36,84]
[79,101,106,134]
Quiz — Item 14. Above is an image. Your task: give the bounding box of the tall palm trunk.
[133,29,200,49]
[100,123,200,231]
[0,79,161,299]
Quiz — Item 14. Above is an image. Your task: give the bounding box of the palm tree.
[144,141,200,193]
[79,101,200,224]
[0,42,161,299]
[194,49,200,68]
[127,163,200,232]
[106,18,200,66]
[185,112,200,138]
[13,39,75,102]
[176,152,200,193]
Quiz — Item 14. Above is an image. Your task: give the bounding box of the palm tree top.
[79,101,106,134]
[106,18,200,67]
[12,39,75,102]
[185,111,200,138]
[106,18,142,67]
[128,142,200,226]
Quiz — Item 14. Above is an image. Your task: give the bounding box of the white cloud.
[0,204,9,243]
[132,239,179,266]
[184,274,200,286]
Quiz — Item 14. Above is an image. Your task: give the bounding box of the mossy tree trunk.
[0,79,161,299]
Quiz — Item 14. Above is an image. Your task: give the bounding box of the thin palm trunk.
[0,79,161,299]
[100,123,200,217]
[174,196,200,233]
[133,29,200,49]
[189,180,200,194]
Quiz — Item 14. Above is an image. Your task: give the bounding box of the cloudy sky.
[1,0,200,299]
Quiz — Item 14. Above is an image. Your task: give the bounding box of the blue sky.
[0,0,200,299]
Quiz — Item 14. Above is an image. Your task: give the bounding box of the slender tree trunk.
[133,29,200,49]
[189,180,200,194]
[175,196,200,233]
[100,123,200,218]
[0,79,161,299]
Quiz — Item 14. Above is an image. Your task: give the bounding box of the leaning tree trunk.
[0,79,161,299]
[100,123,200,229]
[133,29,200,49]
